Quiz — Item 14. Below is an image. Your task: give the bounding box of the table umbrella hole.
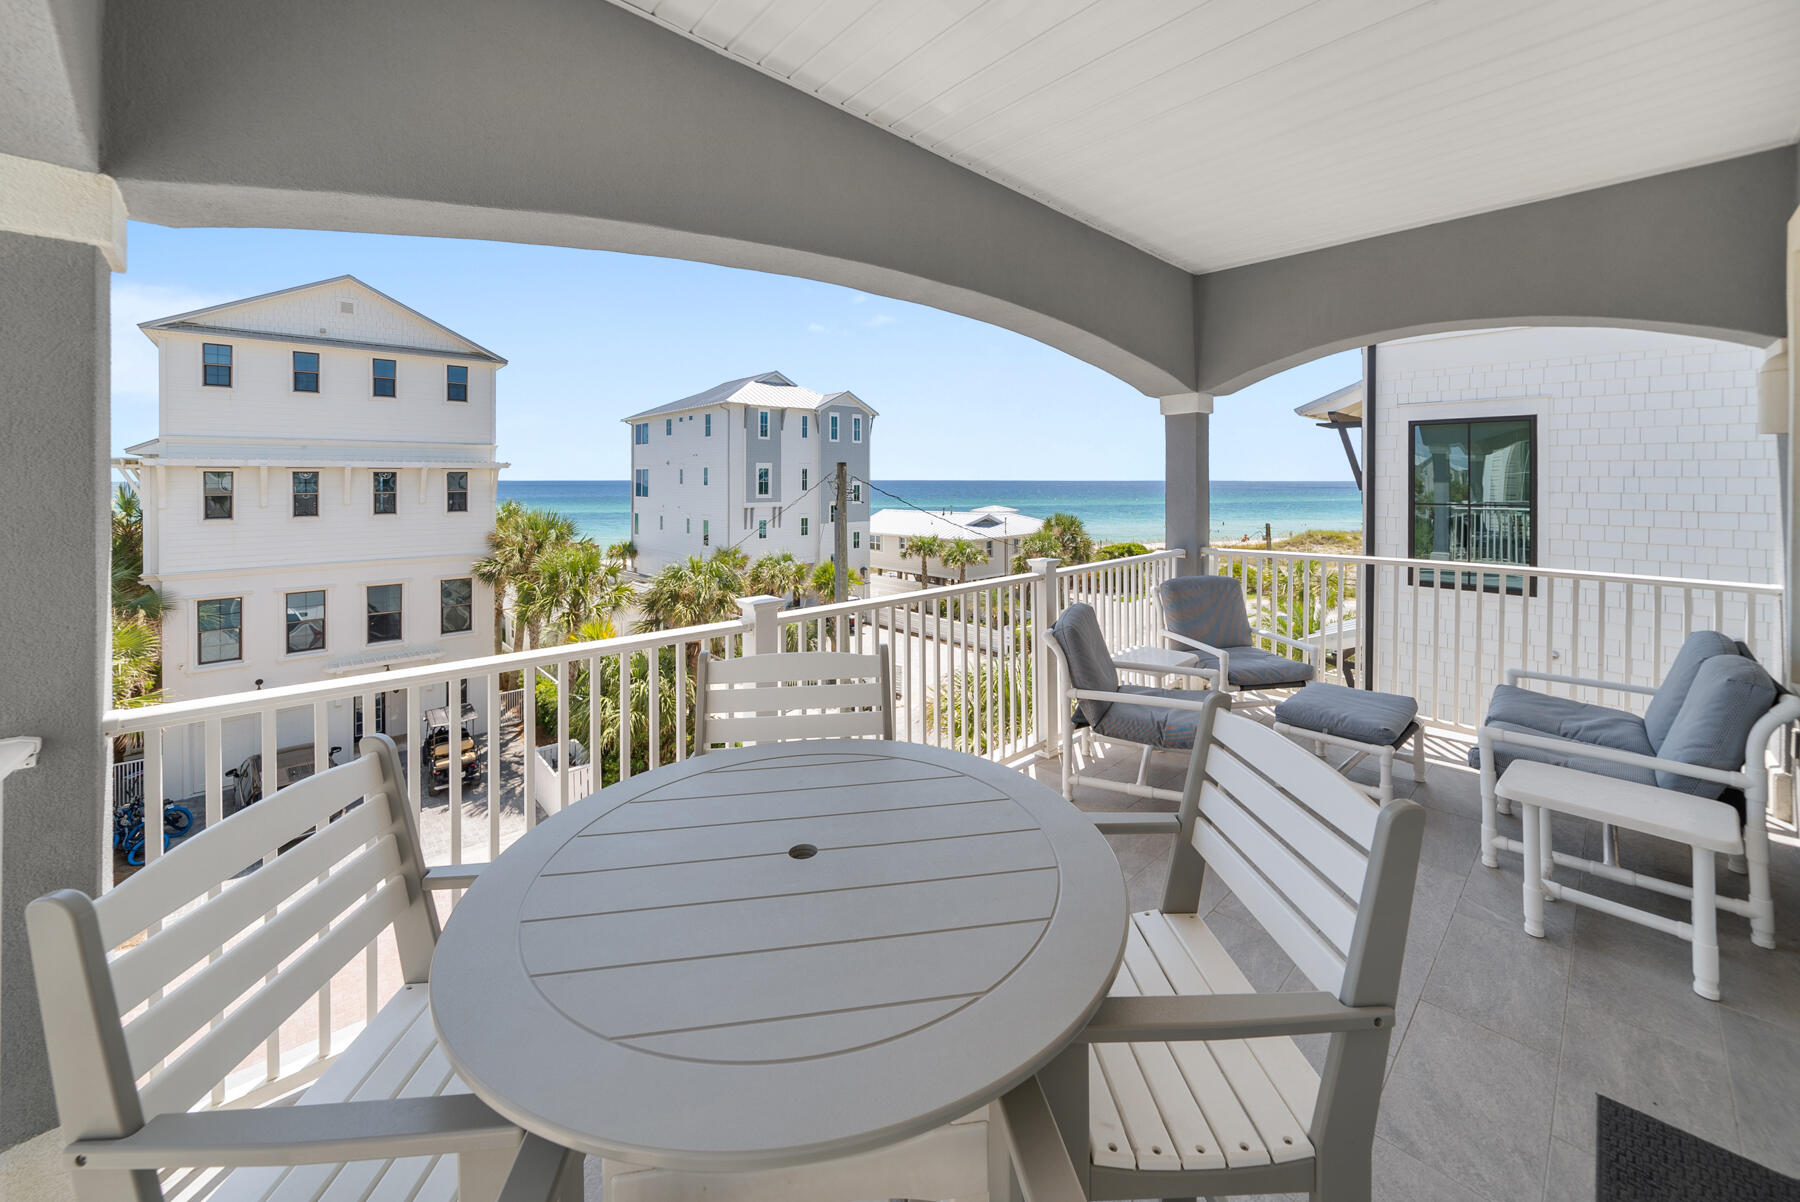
[788,843,818,860]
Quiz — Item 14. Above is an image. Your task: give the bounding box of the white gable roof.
[625,372,879,421]
[870,505,1043,541]
[140,275,506,363]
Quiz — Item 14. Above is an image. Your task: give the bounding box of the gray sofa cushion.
[1467,684,1658,786]
[1198,646,1316,689]
[1643,630,1740,750]
[1093,686,1211,751]
[1159,575,1255,650]
[1654,654,1778,797]
[1050,603,1119,726]
[1275,683,1418,746]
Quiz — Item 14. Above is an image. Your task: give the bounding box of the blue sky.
[111,223,1361,481]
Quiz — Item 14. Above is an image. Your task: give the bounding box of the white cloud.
[849,293,870,305]
[863,313,897,328]
[806,322,831,334]
[109,280,232,451]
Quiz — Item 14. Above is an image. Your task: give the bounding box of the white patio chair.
[1155,574,1316,699]
[993,691,1426,1202]
[693,647,893,751]
[1046,603,1218,804]
[26,735,578,1202]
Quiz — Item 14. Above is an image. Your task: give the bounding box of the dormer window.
[446,364,468,402]
[202,343,232,387]
[372,358,397,397]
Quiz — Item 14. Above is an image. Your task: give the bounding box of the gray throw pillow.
[1050,603,1119,726]
[1655,655,1778,797]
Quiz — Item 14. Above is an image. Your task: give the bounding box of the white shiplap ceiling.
[609,0,1800,273]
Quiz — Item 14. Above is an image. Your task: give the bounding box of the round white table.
[430,739,1126,1172]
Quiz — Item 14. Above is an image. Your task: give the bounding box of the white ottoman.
[1273,682,1424,804]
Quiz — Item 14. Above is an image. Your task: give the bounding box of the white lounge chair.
[26,735,578,1202]
[1156,574,1316,698]
[993,691,1427,1202]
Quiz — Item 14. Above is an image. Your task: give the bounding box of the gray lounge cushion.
[1275,683,1417,747]
[1643,630,1740,750]
[1159,575,1255,650]
[1196,646,1316,689]
[1050,603,1119,726]
[1654,654,1778,797]
[1467,684,1658,786]
[1093,685,1211,751]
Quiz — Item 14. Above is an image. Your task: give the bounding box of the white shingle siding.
[1364,326,1781,720]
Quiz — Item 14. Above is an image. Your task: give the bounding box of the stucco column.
[1162,394,1213,573]
[0,159,122,1158]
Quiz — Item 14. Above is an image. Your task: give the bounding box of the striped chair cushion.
[1158,575,1254,650]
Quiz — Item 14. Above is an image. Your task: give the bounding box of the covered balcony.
[5,3,1800,1200]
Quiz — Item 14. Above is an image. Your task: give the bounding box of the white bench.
[1498,760,1747,1000]
[27,735,577,1202]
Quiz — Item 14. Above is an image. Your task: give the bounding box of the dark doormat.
[1597,1095,1800,1201]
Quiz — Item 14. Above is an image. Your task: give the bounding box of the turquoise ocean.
[498,479,1362,549]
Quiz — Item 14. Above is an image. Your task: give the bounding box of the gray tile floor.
[1031,728,1800,1202]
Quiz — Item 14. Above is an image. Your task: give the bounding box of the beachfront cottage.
[116,276,506,798]
[869,504,1044,585]
[622,372,876,577]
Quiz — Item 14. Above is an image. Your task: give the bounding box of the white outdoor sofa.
[27,735,578,1202]
[1472,631,1800,998]
[992,691,1427,1202]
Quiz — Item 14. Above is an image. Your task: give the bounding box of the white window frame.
[756,463,772,498]
[801,468,809,492]
[829,413,840,441]
[702,519,710,546]
[284,588,327,656]
[852,415,863,442]
[852,531,861,549]
[758,520,768,540]
[705,412,713,436]
[758,409,771,439]
[801,414,809,438]
[800,516,809,536]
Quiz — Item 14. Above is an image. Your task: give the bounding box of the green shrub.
[1093,541,1151,561]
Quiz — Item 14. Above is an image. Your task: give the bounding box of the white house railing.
[1201,546,1785,730]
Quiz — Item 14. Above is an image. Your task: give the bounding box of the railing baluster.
[522,666,538,830]
[617,651,632,783]
[485,671,502,862]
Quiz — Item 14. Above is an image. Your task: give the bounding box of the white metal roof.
[122,438,507,470]
[1294,381,1364,423]
[870,505,1044,541]
[625,373,878,421]
[610,0,1800,274]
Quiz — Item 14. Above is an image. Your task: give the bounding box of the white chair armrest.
[1503,667,1656,695]
[67,1095,517,1170]
[1479,726,1742,789]
[423,864,485,891]
[1067,689,1225,715]
[1161,629,1224,659]
[1089,813,1182,836]
[1253,628,1319,661]
[1079,992,1391,1043]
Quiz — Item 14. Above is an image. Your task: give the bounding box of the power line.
[718,466,841,558]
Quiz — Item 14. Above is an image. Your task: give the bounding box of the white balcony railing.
[94,548,1183,1104]
[1201,546,1784,729]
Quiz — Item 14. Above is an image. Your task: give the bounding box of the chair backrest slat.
[695,647,893,750]
[1208,715,1377,847]
[1203,738,1371,897]
[138,874,409,1119]
[93,754,386,947]
[1190,819,1348,992]
[109,801,386,1013]
[122,833,403,1078]
[1198,782,1357,955]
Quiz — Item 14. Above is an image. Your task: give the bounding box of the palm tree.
[605,540,638,573]
[473,501,578,652]
[636,555,746,632]
[938,537,988,583]
[111,612,163,710]
[908,534,945,585]
[111,485,164,620]
[807,559,864,602]
[1011,512,1094,571]
[747,552,810,604]
[525,540,635,642]
[711,546,750,577]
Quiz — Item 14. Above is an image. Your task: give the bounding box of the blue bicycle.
[112,797,195,866]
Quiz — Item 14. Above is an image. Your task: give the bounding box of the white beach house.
[116,276,507,796]
[623,371,875,576]
[869,504,1044,585]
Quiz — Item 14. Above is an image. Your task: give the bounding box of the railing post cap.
[736,594,785,616]
[1027,557,1060,573]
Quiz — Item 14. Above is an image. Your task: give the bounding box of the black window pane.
[203,344,232,365]
[204,364,232,387]
[197,598,242,664]
[203,344,232,388]
[373,471,397,515]
[293,492,319,517]
[367,613,402,642]
[440,578,473,634]
[367,584,402,643]
[204,495,233,520]
[373,359,397,397]
[447,364,468,402]
[285,590,326,653]
[1470,419,1532,505]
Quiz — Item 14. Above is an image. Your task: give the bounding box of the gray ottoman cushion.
[1275,683,1417,746]
[1643,630,1740,750]
[1655,655,1778,797]
[1050,603,1119,726]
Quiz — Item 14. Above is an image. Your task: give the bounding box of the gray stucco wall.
[742,405,783,504]
[0,0,103,170]
[1194,146,1799,393]
[820,406,872,526]
[0,231,109,1146]
[100,0,1196,398]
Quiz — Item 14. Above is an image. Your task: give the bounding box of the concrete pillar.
[1161,393,1213,573]
[0,155,123,1163]
[0,229,112,1155]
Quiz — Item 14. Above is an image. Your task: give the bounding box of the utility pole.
[833,461,849,604]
